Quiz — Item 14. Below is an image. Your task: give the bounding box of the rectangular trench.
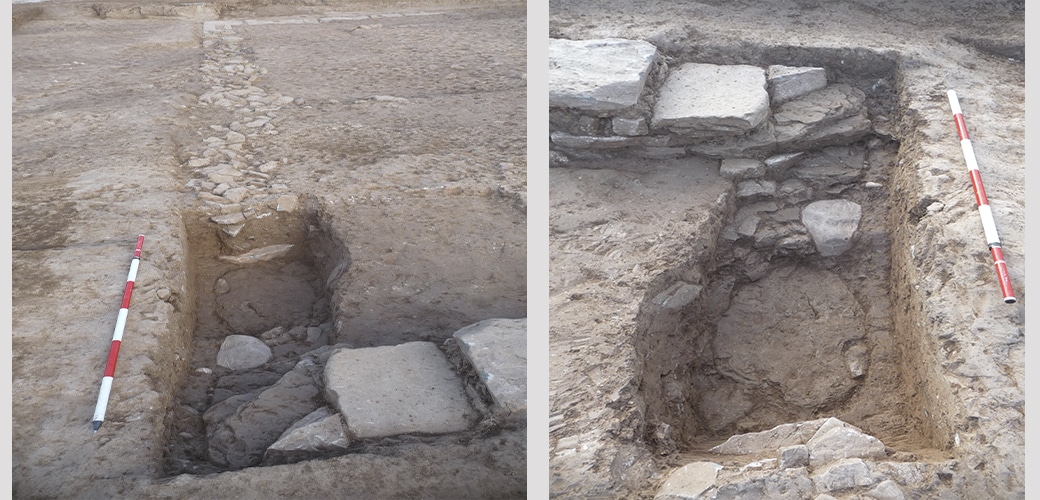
[619,47,951,460]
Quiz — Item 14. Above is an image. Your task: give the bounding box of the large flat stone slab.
[652,63,769,133]
[453,318,527,420]
[549,38,658,112]
[767,65,827,104]
[324,341,476,439]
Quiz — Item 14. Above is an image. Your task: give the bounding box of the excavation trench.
[160,201,500,475]
[162,203,343,475]
[549,43,956,468]
[623,49,943,460]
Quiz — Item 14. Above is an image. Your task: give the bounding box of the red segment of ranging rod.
[92,235,145,433]
[946,90,1016,304]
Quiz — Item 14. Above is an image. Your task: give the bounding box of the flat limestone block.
[453,318,527,419]
[549,38,658,111]
[654,462,722,500]
[653,63,769,133]
[768,65,827,104]
[324,342,476,439]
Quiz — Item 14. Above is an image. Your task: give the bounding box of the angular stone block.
[654,462,721,500]
[768,65,828,104]
[324,342,476,439]
[453,318,527,420]
[802,199,862,256]
[549,38,658,112]
[653,63,769,133]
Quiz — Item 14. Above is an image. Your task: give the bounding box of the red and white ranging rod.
[92,235,145,433]
[946,90,1016,304]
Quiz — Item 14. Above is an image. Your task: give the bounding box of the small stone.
[212,183,230,196]
[612,116,649,136]
[226,131,246,144]
[211,212,247,225]
[865,479,907,500]
[844,342,870,378]
[779,444,809,469]
[764,152,806,174]
[216,335,272,370]
[223,187,250,203]
[654,462,722,500]
[276,194,299,212]
[802,199,862,257]
[222,223,246,238]
[812,458,874,493]
[214,278,231,294]
[736,179,776,199]
[720,158,766,180]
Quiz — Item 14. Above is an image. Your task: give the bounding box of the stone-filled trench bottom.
[162,206,345,474]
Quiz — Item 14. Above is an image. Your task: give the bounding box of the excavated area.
[12,2,526,498]
[162,205,338,475]
[634,139,918,457]
[548,2,1024,498]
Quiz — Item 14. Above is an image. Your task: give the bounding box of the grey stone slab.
[453,318,527,419]
[768,65,827,104]
[265,407,350,463]
[807,420,886,468]
[324,342,476,439]
[549,131,646,149]
[549,38,658,111]
[812,458,876,493]
[653,63,769,133]
[711,418,831,455]
[612,116,649,136]
[720,158,765,180]
[654,462,721,500]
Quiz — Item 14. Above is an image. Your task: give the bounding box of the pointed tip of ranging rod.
[92,421,102,433]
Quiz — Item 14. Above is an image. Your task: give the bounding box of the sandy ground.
[12,1,527,497]
[548,0,1024,498]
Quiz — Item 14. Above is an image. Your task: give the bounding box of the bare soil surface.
[549,1,1024,498]
[12,1,526,497]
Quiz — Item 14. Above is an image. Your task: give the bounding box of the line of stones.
[182,20,299,232]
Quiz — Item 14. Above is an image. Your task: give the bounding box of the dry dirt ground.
[548,1,1024,498]
[12,1,526,497]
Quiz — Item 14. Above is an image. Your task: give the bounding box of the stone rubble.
[550,38,878,264]
[198,314,527,470]
[189,11,453,237]
[656,418,947,499]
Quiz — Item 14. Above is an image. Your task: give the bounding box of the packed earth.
[548,1,1023,499]
[12,1,526,497]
